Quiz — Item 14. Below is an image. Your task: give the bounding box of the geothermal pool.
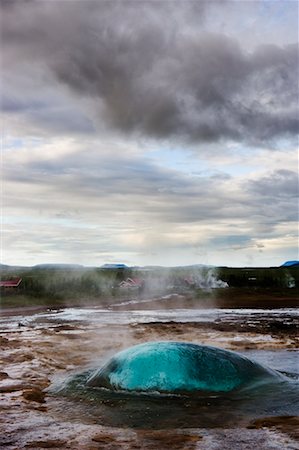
[0,303,298,449]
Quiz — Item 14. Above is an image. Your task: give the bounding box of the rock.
[247,416,299,440]
[92,434,117,444]
[23,387,45,403]
[0,382,32,393]
[0,371,9,380]
[0,336,9,346]
[25,439,66,448]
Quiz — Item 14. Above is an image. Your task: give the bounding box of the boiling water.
[41,307,299,429]
[86,341,282,393]
[1,307,297,430]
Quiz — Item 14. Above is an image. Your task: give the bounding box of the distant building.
[101,264,128,269]
[119,277,145,290]
[0,278,22,289]
[281,261,299,267]
[184,276,196,287]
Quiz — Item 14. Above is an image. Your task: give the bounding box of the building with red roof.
[0,278,22,288]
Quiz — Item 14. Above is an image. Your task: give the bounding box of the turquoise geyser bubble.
[86,341,280,394]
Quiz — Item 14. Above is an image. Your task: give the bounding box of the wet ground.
[0,294,298,449]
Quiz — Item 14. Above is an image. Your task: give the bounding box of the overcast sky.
[1,0,298,267]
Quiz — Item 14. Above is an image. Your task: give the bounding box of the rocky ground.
[0,295,298,449]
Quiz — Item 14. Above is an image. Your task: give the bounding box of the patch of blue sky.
[147,146,257,178]
[257,0,299,43]
[147,147,210,175]
[209,235,253,248]
[220,144,263,176]
[2,215,93,229]
[4,136,45,151]
[220,163,257,177]
[259,0,294,19]
[206,0,297,51]
[271,136,299,151]
[28,137,45,148]
[4,138,24,151]
[222,138,297,176]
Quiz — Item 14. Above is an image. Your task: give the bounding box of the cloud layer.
[1,0,298,266]
[2,0,298,145]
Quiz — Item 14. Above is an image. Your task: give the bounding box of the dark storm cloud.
[1,0,298,145]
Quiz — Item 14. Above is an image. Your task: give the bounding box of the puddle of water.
[1,307,298,330]
[239,349,299,375]
[51,366,299,429]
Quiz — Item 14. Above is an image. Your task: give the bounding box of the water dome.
[87,341,278,394]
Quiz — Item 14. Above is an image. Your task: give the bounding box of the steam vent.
[87,341,278,394]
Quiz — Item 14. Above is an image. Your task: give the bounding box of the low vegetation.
[0,265,298,309]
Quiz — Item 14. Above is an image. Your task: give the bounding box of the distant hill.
[281,261,299,267]
[0,263,30,271]
[33,264,84,270]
